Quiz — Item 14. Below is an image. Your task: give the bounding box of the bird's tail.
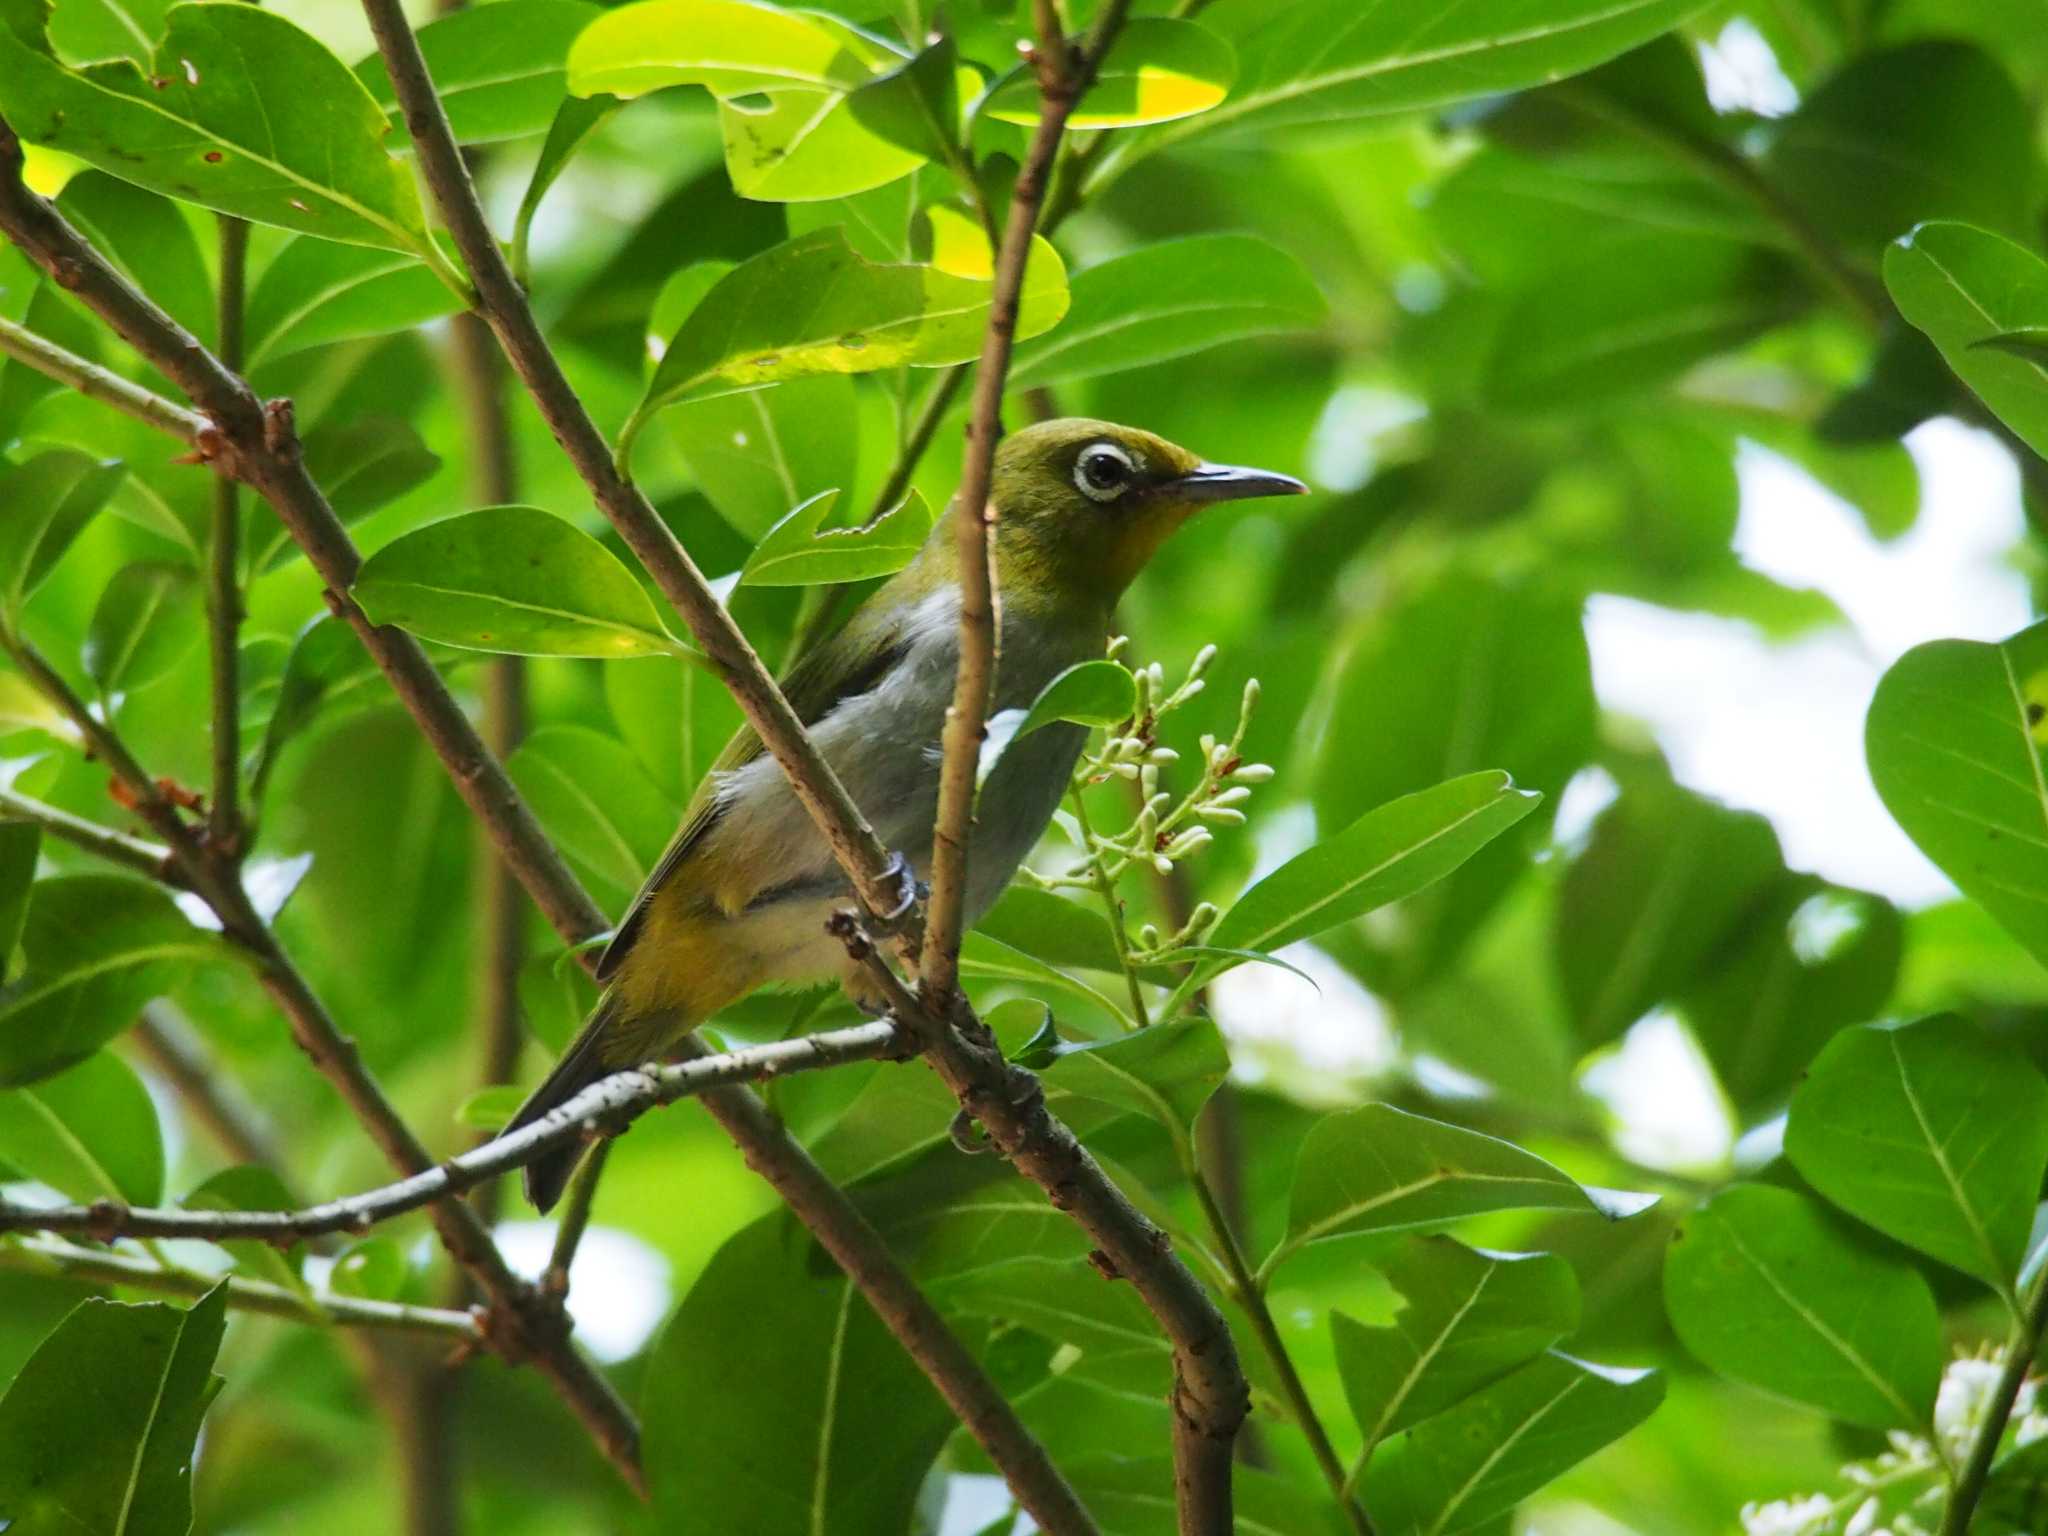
[505,991,633,1214]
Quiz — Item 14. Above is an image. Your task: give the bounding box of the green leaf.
[1144,0,1708,148]
[1785,1016,2048,1297]
[244,236,463,367]
[987,19,1236,129]
[1334,1238,1579,1449]
[0,0,440,259]
[1557,777,1783,1048]
[663,374,859,541]
[330,1237,409,1302]
[1885,222,2048,461]
[0,875,218,1085]
[0,820,36,977]
[737,487,933,587]
[1362,1353,1664,1536]
[358,0,601,144]
[842,34,959,165]
[1277,1105,1652,1271]
[931,1255,1170,1392]
[511,92,619,277]
[1664,1184,1941,1430]
[644,1216,956,1535]
[183,1165,309,1298]
[1207,771,1542,963]
[455,1082,528,1131]
[58,171,212,344]
[0,448,125,620]
[624,220,1068,451]
[0,670,83,749]
[292,415,442,540]
[1015,660,1137,739]
[974,887,1125,975]
[353,506,680,658]
[605,649,743,803]
[508,724,674,897]
[568,0,925,201]
[82,561,199,696]
[1009,233,1324,390]
[44,0,165,70]
[0,1049,163,1203]
[1866,618,2048,971]
[0,1283,227,1536]
[1044,1015,1230,1147]
[249,615,380,803]
[1765,42,2032,254]
[1061,1455,1346,1536]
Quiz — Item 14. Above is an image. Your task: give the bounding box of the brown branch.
[0,1023,908,1243]
[0,1237,482,1339]
[207,214,249,857]
[0,782,176,882]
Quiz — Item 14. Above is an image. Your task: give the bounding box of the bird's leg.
[865,849,927,936]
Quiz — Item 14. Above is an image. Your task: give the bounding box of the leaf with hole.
[353,506,682,658]
[663,375,859,542]
[1664,1183,1940,1430]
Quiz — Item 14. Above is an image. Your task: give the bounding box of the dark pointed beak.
[1170,462,1310,504]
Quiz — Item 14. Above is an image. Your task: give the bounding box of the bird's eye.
[1074,443,1136,502]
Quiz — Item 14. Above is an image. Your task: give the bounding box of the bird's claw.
[869,850,925,931]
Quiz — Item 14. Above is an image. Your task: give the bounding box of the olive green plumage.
[509,418,1304,1210]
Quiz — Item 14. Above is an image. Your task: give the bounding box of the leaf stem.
[1069,781,1152,1027]
[542,1140,609,1298]
[207,214,248,859]
[1941,1263,2048,1536]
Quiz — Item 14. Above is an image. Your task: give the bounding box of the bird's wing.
[593,598,913,982]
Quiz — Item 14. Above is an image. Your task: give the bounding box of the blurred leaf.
[1278,1105,1652,1268]
[1664,1184,1941,1430]
[1010,233,1324,391]
[1885,221,2048,461]
[0,448,124,621]
[1867,619,2048,972]
[1061,1454,1345,1536]
[244,237,463,367]
[0,875,218,1085]
[511,91,620,276]
[57,171,212,343]
[1016,660,1137,739]
[1557,778,1783,1049]
[1766,41,2032,254]
[285,416,441,551]
[1208,771,1543,965]
[249,615,380,803]
[0,821,35,977]
[931,1255,1170,1394]
[663,375,859,542]
[1786,1016,2048,1298]
[508,724,674,896]
[842,34,958,164]
[82,561,199,696]
[329,1237,408,1301]
[1362,1353,1664,1535]
[456,1082,527,1131]
[738,487,932,587]
[1044,1016,1229,1142]
[0,671,83,748]
[0,1283,226,1536]
[606,650,742,803]
[184,1165,309,1298]
[0,0,437,256]
[643,1216,955,1535]
[358,0,601,144]
[625,222,1067,448]
[353,506,682,658]
[1681,876,1903,1117]
[0,1049,163,1203]
[988,19,1236,129]
[1334,1238,1579,1448]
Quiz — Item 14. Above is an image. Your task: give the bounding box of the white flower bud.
[1138,923,1162,949]
[1189,643,1217,679]
[1208,785,1252,807]
[1228,762,1276,784]
[1241,678,1261,711]
[1165,827,1212,859]
[1110,761,1140,780]
[1199,807,1247,826]
[1139,764,1158,798]
[1147,747,1179,765]
[1187,901,1219,933]
[1151,854,1174,876]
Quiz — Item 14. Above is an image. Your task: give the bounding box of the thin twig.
[0,783,176,881]
[0,1023,907,1243]
[0,1237,481,1339]
[0,310,209,442]
[541,1140,608,1299]
[1069,784,1152,1027]
[207,214,248,858]
[1941,1265,2048,1536]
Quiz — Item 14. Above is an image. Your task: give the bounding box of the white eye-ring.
[1074,442,1137,502]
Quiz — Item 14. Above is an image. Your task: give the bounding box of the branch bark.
[207,213,248,857]
[0,783,176,881]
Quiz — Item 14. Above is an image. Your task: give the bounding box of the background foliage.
[4,0,2048,1532]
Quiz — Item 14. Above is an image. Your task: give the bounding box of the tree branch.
[0,1237,481,1339]
[0,310,210,442]
[207,214,249,857]
[0,782,176,881]
[0,1023,908,1243]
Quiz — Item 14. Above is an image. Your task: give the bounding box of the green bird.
[509,418,1305,1210]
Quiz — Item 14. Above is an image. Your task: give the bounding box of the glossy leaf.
[82,561,200,696]
[1335,1238,1579,1449]
[664,374,859,541]
[508,724,674,896]
[1362,1353,1664,1536]
[0,1049,163,1204]
[1044,1016,1230,1144]
[974,887,1125,975]
[1009,233,1323,390]
[1664,1184,1941,1430]
[738,487,933,587]
[1279,1105,1652,1267]
[988,19,1235,129]
[358,0,601,144]
[0,1284,226,1536]
[183,1165,309,1297]
[1208,771,1542,963]
[1885,222,2048,461]
[1016,661,1138,739]
[644,1216,955,1535]
[244,237,463,367]
[353,506,681,658]
[625,221,1068,448]
[1786,1016,2048,1296]
[0,876,218,1085]
[0,449,125,620]
[0,0,438,257]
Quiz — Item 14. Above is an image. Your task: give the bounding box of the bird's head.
[986,418,1307,611]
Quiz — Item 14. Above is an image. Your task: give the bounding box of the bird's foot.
[866,849,926,935]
